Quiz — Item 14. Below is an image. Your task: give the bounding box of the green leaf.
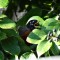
[0,30,7,41]
[18,37,31,55]
[57,29,60,36]
[0,0,8,8]
[1,37,20,55]
[51,41,60,55]
[0,51,4,60]
[26,29,46,44]
[56,24,60,29]
[48,22,57,26]
[3,29,19,37]
[37,40,52,57]
[0,17,16,29]
[27,16,44,25]
[20,52,37,60]
[0,14,7,18]
[43,18,57,30]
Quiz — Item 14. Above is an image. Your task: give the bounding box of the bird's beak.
[34,22,40,28]
[34,22,39,26]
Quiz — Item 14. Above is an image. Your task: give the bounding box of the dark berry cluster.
[47,29,60,42]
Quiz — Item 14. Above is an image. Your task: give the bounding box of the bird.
[18,20,39,43]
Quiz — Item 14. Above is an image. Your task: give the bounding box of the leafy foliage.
[1,37,20,55]
[0,0,60,60]
[0,0,8,8]
[0,17,16,29]
[0,31,7,41]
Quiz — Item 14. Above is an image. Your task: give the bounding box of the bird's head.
[26,20,39,30]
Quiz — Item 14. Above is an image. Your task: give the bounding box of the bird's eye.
[32,20,34,23]
[30,21,34,24]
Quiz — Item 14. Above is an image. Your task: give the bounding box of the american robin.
[18,20,39,40]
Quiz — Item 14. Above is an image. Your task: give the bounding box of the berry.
[53,37,58,41]
[48,31,53,37]
[50,33,53,37]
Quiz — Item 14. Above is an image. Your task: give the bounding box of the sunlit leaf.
[0,0,8,8]
[20,52,37,60]
[0,14,7,18]
[26,29,46,44]
[0,17,16,29]
[43,18,57,30]
[37,40,52,57]
[57,29,60,36]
